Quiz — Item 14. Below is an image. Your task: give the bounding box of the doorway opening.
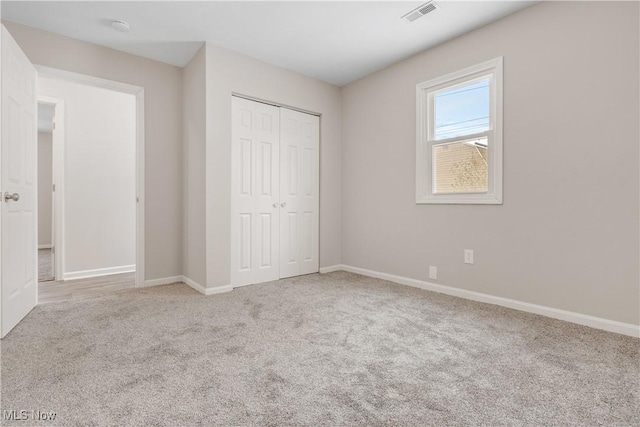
[35,67,145,303]
[37,102,56,282]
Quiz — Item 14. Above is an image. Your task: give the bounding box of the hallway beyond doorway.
[38,272,135,304]
[38,248,54,282]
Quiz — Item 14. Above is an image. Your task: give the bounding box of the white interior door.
[231,97,280,287]
[279,107,319,279]
[1,26,38,338]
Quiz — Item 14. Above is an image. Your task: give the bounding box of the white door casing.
[279,107,320,279]
[1,26,38,337]
[35,66,145,287]
[231,97,280,286]
[230,97,320,287]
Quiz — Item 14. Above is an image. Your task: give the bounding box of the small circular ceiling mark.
[111,20,130,33]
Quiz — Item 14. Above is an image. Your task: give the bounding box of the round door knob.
[272,203,277,208]
[4,192,19,202]
[280,202,286,208]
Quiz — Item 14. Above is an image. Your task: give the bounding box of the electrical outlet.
[464,249,474,264]
[429,266,437,280]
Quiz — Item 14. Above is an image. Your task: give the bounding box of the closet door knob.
[280,202,286,208]
[272,203,277,208]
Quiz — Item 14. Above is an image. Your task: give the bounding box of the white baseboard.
[181,276,233,296]
[140,275,183,288]
[321,264,640,338]
[319,265,344,274]
[64,265,136,281]
[38,244,53,249]
[181,275,207,294]
[139,275,233,296]
[205,286,234,295]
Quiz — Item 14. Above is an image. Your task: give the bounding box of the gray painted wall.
[182,46,207,286]
[341,1,639,325]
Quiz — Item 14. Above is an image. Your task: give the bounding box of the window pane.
[434,78,490,140]
[433,137,488,194]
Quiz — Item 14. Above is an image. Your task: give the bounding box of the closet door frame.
[230,94,321,288]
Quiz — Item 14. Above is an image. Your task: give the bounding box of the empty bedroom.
[0,1,638,426]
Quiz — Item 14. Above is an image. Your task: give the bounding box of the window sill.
[416,194,502,205]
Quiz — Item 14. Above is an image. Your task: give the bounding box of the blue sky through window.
[435,78,490,140]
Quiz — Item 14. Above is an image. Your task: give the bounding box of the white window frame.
[416,57,503,204]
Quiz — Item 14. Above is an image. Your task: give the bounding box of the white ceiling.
[38,103,55,133]
[2,1,536,86]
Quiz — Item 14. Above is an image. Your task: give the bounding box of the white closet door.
[279,108,319,279]
[231,97,280,287]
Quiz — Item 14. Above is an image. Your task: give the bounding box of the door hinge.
[52,184,56,192]
[53,122,56,130]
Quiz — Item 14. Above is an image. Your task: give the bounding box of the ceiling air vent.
[402,1,439,23]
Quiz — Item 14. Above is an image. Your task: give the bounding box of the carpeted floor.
[1,271,638,426]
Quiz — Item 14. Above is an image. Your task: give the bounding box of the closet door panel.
[279,108,319,279]
[279,117,299,279]
[254,105,280,280]
[231,98,256,286]
[231,97,280,286]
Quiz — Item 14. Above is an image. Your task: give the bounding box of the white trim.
[53,97,64,281]
[135,89,145,289]
[140,275,234,296]
[232,92,321,117]
[38,244,53,250]
[325,264,639,338]
[204,285,234,295]
[64,265,136,281]
[183,276,233,296]
[416,57,503,205]
[181,275,207,294]
[319,265,344,274]
[36,66,145,287]
[141,275,183,288]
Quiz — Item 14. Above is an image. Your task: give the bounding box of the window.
[416,57,503,204]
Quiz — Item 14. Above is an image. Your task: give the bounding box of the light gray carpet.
[1,271,638,426]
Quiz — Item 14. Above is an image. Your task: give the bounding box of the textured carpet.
[1,271,638,426]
